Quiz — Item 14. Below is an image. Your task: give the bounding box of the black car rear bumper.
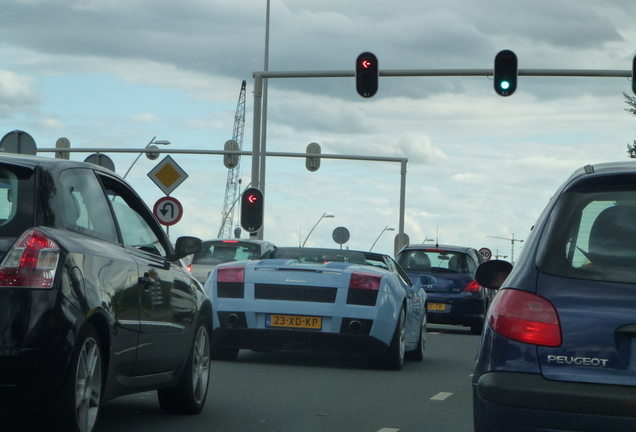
[0,290,77,402]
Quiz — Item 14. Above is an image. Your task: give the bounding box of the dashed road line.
[430,392,453,401]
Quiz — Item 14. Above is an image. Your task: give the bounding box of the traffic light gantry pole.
[251,66,631,242]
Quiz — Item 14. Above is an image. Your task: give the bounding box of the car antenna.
[435,225,439,248]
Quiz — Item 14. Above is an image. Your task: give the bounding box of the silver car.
[188,239,277,284]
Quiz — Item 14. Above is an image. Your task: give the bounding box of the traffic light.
[240,187,263,232]
[494,50,518,97]
[356,52,378,98]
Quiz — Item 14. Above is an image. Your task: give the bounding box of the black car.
[396,244,490,334]
[0,154,212,432]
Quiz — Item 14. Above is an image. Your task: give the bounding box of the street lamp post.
[370,226,395,251]
[302,213,334,247]
[123,136,171,179]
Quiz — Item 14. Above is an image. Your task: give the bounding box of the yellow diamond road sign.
[148,155,188,195]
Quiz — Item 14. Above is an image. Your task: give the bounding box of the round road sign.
[479,247,492,261]
[332,226,350,245]
[153,196,183,226]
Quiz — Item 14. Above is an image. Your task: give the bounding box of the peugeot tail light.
[489,289,561,347]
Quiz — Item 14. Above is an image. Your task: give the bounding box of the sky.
[1,0,636,259]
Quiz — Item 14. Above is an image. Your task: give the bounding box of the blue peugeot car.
[472,161,636,432]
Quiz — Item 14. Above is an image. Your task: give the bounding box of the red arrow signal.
[248,194,258,204]
[362,60,371,68]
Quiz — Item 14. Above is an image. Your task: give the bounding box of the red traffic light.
[240,187,264,232]
[356,52,378,98]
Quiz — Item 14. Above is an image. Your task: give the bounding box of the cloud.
[0,69,40,116]
[131,113,159,124]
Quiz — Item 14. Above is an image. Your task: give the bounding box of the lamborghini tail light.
[349,271,381,290]
[217,266,245,283]
[0,229,61,288]
[217,265,245,299]
[347,271,381,306]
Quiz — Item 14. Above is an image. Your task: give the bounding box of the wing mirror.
[173,236,203,261]
[475,260,513,290]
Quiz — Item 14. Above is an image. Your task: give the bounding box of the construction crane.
[487,233,524,264]
[217,80,247,238]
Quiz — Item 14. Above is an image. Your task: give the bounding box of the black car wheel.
[55,323,103,432]
[158,319,211,414]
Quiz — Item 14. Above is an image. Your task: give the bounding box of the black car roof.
[0,153,119,177]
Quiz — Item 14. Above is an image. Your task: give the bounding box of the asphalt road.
[95,324,480,432]
[2,324,480,432]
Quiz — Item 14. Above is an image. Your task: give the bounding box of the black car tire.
[54,323,103,432]
[158,319,211,415]
[406,317,426,361]
[371,307,406,370]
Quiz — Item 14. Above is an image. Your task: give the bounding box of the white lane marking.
[377,429,400,432]
[430,392,453,401]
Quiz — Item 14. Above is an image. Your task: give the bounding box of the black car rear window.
[0,163,35,236]
[537,184,636,284]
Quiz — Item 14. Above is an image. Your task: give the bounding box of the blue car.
[396,244,490,334]
[204,247,429,370]
[473,161,636,432]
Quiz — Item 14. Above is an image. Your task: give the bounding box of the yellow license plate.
[267,314,322,330]
[428,303,446,311]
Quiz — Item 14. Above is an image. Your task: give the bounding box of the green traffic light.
[500,81,510,90]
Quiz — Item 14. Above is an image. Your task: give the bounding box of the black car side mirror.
[475,260,513,290]
[173,236,203,260]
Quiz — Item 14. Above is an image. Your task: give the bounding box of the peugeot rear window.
[537,185,636,284]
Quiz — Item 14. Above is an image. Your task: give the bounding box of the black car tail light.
[463,279,483,293]
[0,229,60,289]
[347,271,381,306]
[489,289,562,347]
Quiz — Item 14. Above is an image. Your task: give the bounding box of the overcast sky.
[1,0,635,258]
